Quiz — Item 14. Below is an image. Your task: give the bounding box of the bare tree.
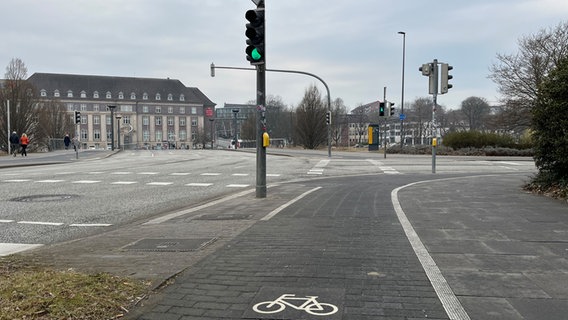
[489,21,568,131]
[0,58,38,151]
[35,99,75,150]
[330,97,347,147]
[406,97,433,144]
[295,85,327,149]
[350,104,369,146]
[460,96,491,130]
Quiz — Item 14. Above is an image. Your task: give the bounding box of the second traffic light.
[379,102,385,116]
[245,5,265,65]
[441,63,453,94]
[325,111,331,125]
[388,102,395,116]
[74,111,81,124]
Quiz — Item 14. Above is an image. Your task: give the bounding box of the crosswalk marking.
[72,180,101,184]
[18,221,64,226]
[111,181,138,185]
[226,184,249,188]
[146,182,173,186]
[36,179,65,183]
[201,172,221,176]
[137,172,159,175]
[3,179,31,182]
[186,183,213,187]
[170,172,191,176]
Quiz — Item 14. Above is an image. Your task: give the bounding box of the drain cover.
[11,194,79,202]
[123,238,217,252]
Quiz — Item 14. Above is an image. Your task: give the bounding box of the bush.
[442,131,530,150]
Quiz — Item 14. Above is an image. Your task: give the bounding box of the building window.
[155,130,162,142]
[180,94,185,101]
[167,93,173,101]
[120,105,132,112]
[167,116,174,126]
[168,106,173,114]
[40,89,47,97]
[191,117,198,127]
[143,130,150,142]
[106,115,112,126]
[180,106,185,114]
[179,117,186,126]
[80,91,86,98]
[54,90,60,97]
[191,107,197,114]
[156,93,161,100]
[80,104,87,111]
[93,115,101,125]
[142,105,149,113]
[81,129,88,140]
[118,92,124,99]
[179,129,187,141]
[94,129,101,141]
[93,91,99,98]
[155,106,161,113]
[93,104,99,112]
[122,115,130,124]
[168,130,175,141]
[155,116,162,126]
[107,129,112,140]
[143,92,148,100]
[106,91,112,99]
[67,90,73,98]
[142,116,149,126]
[81,115,87,124]
[130,92,136,100]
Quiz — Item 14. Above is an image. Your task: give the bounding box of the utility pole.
[383,87,387,159]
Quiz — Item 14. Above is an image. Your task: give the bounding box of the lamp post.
[232,109,239,149]
[209,118,215,149]
[398,31,406,150]
[116,114,122,150]
[107,105,116,151]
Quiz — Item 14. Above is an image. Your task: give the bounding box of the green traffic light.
[251,48,262,60]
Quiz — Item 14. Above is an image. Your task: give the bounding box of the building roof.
[27,72,215,107]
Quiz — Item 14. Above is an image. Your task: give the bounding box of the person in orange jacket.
[19,133,29,157]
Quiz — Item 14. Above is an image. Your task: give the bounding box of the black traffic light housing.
[379,102,385,117]
[74,111,81,124]
[441,63,453,94]
[389,102,395,116]
[245,3,265,65]
[325,111,331,125]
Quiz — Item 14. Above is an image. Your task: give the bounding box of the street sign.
[399,114,406,121]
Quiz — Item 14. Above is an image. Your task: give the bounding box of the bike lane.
[130,174,452,320]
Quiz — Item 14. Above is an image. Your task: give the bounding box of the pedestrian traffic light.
[441,63,453,94]
[325,111,331,125]
[389,102,395,116]
[245,4,265,65]
[379,102,385,117]
[74,111,81,124]
[419,62,437,94]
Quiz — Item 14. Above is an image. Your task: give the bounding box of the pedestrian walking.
[19,133,29,157]
[9,131,19,157]
[64,133,71,150]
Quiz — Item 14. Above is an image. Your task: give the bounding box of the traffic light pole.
[256,64,267,198]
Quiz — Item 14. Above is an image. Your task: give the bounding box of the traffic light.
[74,111,81,124]
[419,63,437,94]
[441,63,453,94]
[389,102,395,116]
[379,102,385,117]
[325,111,331,125]
[245,4,265,65]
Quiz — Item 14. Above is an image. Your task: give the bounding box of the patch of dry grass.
[0,255,149,320]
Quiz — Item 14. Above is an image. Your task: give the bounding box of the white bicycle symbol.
[253,293,338,316]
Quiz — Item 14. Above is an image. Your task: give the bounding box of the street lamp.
[116,114,122,150]
[209,118,215,149]
[107,105,116,151]
[398,31,406,150]
[232,109,239,149]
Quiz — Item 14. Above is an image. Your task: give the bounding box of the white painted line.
[231,173,249,176]
[314,159,330,167]
[170,172,191,176]
[17,221,64,226]
[185,183,213,187]
[0,220,15,223]
[226,184,249,188]
[3,179,32,182]
[392,181,471,320]
[36,180,65,183]
[496,161,522,166]
[88,171,105,174]
[137,172,159,175]
[201,173,221,176]
[69,223,112,227]
[267,174,281,177]
[111,172,132,175]
[146,182,173,186]
[72,180,101,184]
[0,243,44,256]
[307,170,323,175]
[144,188,255,225]
[261,187,322,221]
[111,181,138,185]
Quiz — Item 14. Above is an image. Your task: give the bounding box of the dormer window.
[167,93,173,101]
[106,91,112,99]
[80,91,86,98]
[93,91,99,98]
[40,89,47,97]
[143,92,148,100]
[156,93,161,100]
[180,94,185,101]
[130,92,136,99]
[118,92,124,99]
[67,90,73,98]
[54,90,60,97]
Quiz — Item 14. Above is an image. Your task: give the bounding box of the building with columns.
[28,73,215,150]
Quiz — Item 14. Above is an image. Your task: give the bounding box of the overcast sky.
[2,0,567,112]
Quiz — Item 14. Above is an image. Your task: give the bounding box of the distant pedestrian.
[64,133,71,150]
[19,133,29,157]
[9,131,19,157]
